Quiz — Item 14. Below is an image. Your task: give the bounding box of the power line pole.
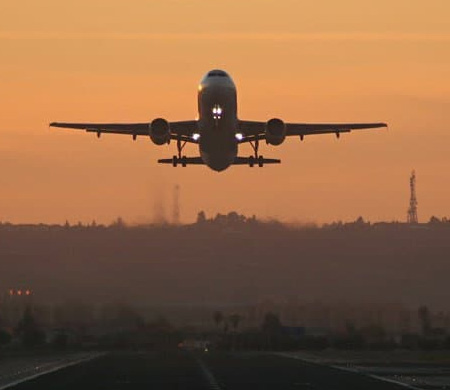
[407,170,418,224]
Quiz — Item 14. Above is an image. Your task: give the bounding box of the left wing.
[50,120,198,142]
[238,120,387,142]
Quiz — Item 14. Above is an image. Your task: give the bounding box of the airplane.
[50,69,387,172]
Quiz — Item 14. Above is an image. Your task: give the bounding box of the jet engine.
[265,118,286,145]
[149,118,171,145]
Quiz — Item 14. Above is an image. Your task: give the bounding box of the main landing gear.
[172,137,187,167]
[248,138,265,167]
[172,155,187,167]
[248,155,265,168]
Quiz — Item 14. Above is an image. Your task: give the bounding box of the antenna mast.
[407,170,418,224]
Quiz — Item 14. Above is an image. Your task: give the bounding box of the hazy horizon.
[0,209,444,227]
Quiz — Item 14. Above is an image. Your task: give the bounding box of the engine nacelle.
[265,118,286,146]
[149,118,170,145]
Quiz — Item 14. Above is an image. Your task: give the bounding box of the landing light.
[235,133,244,141]
[212,105,223,119]
[192,133,200,141]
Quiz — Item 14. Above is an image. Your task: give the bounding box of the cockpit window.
[207,70,228,77]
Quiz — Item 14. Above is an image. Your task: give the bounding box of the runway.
[6,351,412,390]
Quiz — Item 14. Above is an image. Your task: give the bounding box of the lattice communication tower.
[407,170,418,224]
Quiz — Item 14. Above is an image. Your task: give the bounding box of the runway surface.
[6,351,411,390]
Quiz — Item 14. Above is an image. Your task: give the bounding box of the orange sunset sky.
[1,0,449,224]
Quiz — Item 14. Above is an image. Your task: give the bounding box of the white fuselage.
[197,70,238,172]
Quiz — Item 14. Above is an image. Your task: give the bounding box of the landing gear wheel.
[249,156,255,168]
[181,156,187,167]
[172,155,178,167]
[258,155,264,167]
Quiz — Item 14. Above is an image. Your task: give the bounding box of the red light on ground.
[17,290,22,296]
[9,289,14,296]
[25,290,31,296]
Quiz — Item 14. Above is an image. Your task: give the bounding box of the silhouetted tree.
[227,212,240,224]
[213,311,224,329]
[428,216,442,225]
[197,211,207,223]
[112,217,125,228]
[262,312,282,334]
[0,329,12,346]
[354,216,369,227]
[262,312,282,349]
[228,314,243,350]
[418,305,431,336]
[15,306,45,348]
[229,314,242,332]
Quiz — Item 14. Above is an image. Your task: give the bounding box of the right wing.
[285,122,387,137]
[238,120,387,142]
[50,120,199,142]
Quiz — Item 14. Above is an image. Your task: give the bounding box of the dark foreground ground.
[8,351,409,390]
